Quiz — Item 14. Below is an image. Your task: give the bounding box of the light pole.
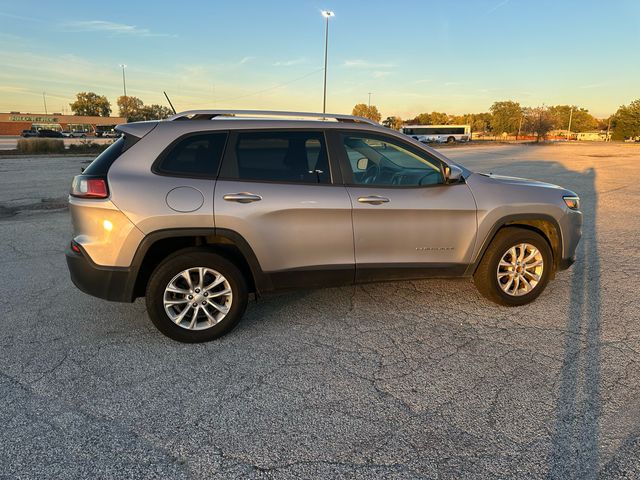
[368,92,372,108]
[321,10,335,114]
[120,64,127,98]
[566,105,573,141]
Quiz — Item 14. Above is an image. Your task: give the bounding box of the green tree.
[449,112,492,133]
[490,100,522,135]
[405,112,451,125]
[382,116,403,130]
[429,112,449,125]
[548,105,598,132]
[140,104,173,120]
[611,99,640,140]
[407,113,431,125]
[472,113,493,133]
[117,96,144,120]
[597,117,613,131]
[69,92,111,116]
[352,103,382,123]
[523,106,554,142]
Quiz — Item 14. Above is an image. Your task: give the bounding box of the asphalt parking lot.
[1,142,639,479]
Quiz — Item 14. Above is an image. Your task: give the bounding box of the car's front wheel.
[146,249,248,342]
[473,227,552,306]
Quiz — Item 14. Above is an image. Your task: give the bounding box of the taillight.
[70,175,109,199]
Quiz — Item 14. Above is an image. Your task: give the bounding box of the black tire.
[145,249,248,342]
[473,227,553,306]
[447,136,456,143]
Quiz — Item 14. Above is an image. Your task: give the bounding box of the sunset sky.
[1,0,638,119]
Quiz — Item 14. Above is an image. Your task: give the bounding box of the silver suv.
[66,110,582,342]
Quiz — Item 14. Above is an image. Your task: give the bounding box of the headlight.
[563,195,580,210]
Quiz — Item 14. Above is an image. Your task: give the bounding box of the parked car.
[66,110,582,343]
[100,130,121,138]
[37,129,64,138]
[62,131,87,138]
[20,129,38,138]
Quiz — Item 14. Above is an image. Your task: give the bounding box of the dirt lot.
[0,142,639,479]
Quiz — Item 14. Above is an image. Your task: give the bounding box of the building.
[0,112,127,136]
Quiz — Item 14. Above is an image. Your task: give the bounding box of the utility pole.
[42,92,48,114]
[516,116,523,141]
[566,106,573,141]
[321,10,335,114]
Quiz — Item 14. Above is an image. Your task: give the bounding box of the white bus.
[400,125,471,143]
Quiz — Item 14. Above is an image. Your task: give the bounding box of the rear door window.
[220,131,330,184]
[155,132,227,177]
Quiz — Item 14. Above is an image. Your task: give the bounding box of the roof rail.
[166,109,379,126]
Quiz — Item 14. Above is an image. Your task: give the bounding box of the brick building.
[0,112,127,136]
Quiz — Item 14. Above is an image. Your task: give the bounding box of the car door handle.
[223,192,262,203]
[357,195,390,205]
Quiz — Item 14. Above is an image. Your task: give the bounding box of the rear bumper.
[66,245,134,302]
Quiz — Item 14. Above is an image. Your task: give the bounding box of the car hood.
[477,173,566,191]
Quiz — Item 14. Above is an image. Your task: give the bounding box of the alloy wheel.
[496,243,544,296]
[163,267,232,330]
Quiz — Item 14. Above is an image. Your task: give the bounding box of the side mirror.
[444,164,463,184]
[356,157,369,170]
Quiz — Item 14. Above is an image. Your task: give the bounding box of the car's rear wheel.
[146,250,248,342]
[473,227,552,306]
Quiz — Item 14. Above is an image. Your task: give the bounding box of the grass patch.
[17,138,65,154]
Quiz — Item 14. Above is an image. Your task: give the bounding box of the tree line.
[69,92,173,121]
[67,92,639,140]
[354,99,640,141]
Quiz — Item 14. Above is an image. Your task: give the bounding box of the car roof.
[115,110,463,170]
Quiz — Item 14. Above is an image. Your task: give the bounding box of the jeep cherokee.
[65,110,582,342]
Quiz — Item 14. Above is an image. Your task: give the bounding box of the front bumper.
[66,245,134,302]
[558,209,583,271]
[558,256,576,270]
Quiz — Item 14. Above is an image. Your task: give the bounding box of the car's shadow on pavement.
[239,159,606,476]
[545,166,601,479]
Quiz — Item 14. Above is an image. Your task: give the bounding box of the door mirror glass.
[356,157,369,170]
[444,164,463,184]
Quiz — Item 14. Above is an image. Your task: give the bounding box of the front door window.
[341,133,444,187]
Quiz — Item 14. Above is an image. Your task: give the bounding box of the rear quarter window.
[82,136,126,176]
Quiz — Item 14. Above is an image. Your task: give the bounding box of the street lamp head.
[321,10,335,17]
[120,64,127,68]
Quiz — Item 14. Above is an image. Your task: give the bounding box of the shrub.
[68,140,113,154]
[16,138,65,154]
